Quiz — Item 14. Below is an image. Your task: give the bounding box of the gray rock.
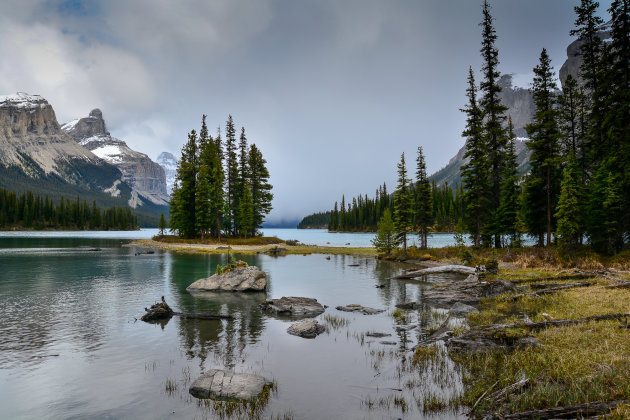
[287,319,325,338]
[396,302,422,310]
[336,304,384,315]
[189,369,272,400]
[187,266,267,292]
[449,302,479,316]
[260,296,325,316]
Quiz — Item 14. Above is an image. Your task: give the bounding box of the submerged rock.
[260,296,325,316]
[396,302,422,310]
[187,266,267,292]
[287,319,326,338]
[189,370,272,400]
[366,332,391,338]
[141,296,174,322]
[449,302,479,316]
[336,304,384,315]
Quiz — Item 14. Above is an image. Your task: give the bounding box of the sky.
[0,0,614,224]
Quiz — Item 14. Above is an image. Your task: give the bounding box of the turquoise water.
[0,234,466,419]
[0,228,525,248]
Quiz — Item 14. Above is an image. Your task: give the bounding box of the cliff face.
[497,74,535,138]
[0,93,120,190]
[559,21,612,88]
[63,109,169,207]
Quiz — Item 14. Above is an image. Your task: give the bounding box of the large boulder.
[187,266,267,292]
[260,296,325,316]
[287,319,326,338]
[189,369,272,400]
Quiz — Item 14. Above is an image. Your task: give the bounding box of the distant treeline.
[0,188,138,230]
[299,180,464,233]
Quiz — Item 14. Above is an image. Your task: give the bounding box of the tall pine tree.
[496,117,520,246]
[524,49,562,246]
[393,153,413,254]
[248,144,273,236]
[415,146,432,249]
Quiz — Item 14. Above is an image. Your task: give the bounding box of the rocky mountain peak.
[62,108,109,141]
[63,110,169,207]
[157,152,178,195]
[559,21,612,88]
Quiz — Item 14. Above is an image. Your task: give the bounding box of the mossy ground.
[453,268,630,417]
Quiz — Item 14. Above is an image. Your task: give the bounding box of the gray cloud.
[0,0,613,223]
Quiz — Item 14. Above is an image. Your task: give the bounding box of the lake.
[0,227,530,248]
[0,232,467,419]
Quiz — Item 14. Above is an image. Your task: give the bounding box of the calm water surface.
[0,233,466,419]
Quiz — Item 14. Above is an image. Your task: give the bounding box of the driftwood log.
[505,281,592,301]
[393,265,476,279]
[476,313,630,332]
[502,400,627,419]
[141,297,233,322]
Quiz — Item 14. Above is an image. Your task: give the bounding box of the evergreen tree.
[237,181,254,238]
[479,0,509,247]
[248,144,273,236]
[224,115,238,235]
[555,151,583,254]
[524,49,562,246]
[496,117,520,246]
[415,146,432,249]
[158,213,167,236]
[393,153,413,254]
[170,130,198,237]
[195,115,213,239]
[371,208,397,255]
[460,67,490,247]
[235,127,250,236]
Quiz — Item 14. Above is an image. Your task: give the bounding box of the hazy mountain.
[156,152,178,195]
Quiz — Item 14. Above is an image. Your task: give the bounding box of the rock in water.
[449,302,479,316]
[141,296,174,321]
[336,304,384,315]
[260,296,325,316]
[187,266,267,292]
[189,370,272,400]
[287,319,325,338]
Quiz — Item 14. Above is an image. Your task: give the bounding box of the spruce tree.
[170,130,198,238]
[158,213,167,236]
[238,181,254,238]
[496,117,520,246]
[235,127,250,236]
[415,146,432,249]
[195,115,213,239]
[479,0,509,247]
[393,153,413,255]
[224,115,238,235]
[460,67,490,247]
[524,49,562,246]
[555,150,583,254]
[371,208,397,255]
[248,144,273,236]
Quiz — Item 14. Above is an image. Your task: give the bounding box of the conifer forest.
[323,0,629,255]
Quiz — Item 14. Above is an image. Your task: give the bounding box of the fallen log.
[487,378,530,403]
[505,281,592,301]
[173,312,233,320]
[509,273,593,284]
[502,400,627,419]
[393,265,475,279]
[476,313,630,332]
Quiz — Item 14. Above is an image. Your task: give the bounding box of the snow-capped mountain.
[63,109,169,207]
[0,92,122,191]
[156,152,178,195]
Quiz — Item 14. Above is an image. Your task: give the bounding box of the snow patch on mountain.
[157,152,178,195]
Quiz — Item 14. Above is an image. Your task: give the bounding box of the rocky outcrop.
[287,319,326,338]
[559,21,612,88]
[156,152,178,195]
[189,370,272,400]
[141,296,174,321]
[0,93,119,189]
[449,302,479,316]
[260,296,326,316]
[186,266,267,292]
[63,109,169,207]
[497,74,536,138]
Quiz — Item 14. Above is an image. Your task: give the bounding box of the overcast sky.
[0,0,613,224]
